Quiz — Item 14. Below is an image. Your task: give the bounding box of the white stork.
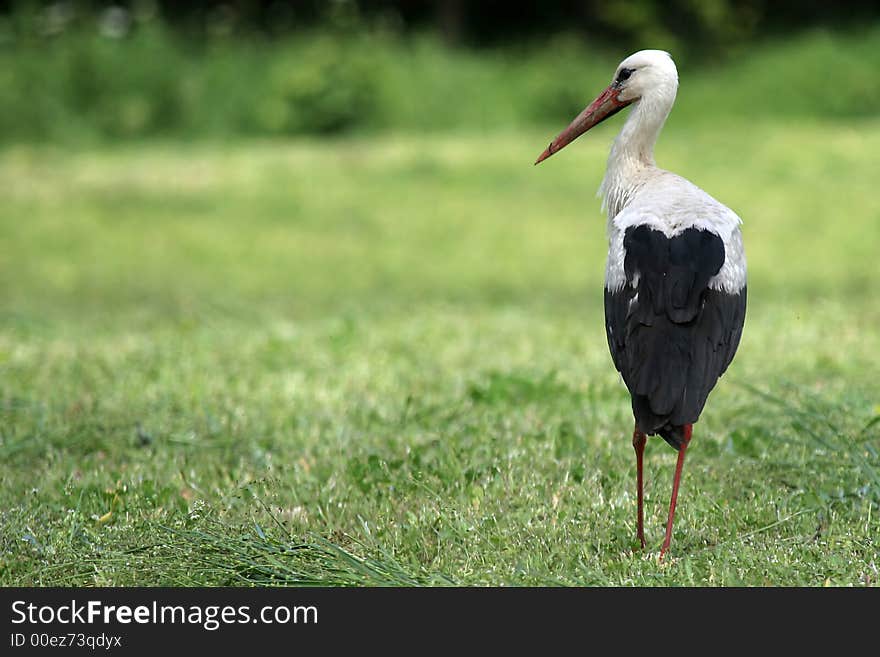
[535,50,747,558]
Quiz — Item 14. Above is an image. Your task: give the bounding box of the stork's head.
[535,50,679,165]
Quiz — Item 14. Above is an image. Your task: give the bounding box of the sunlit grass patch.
[1,121,878,586]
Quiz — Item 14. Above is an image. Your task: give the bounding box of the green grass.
[1,117,879,585]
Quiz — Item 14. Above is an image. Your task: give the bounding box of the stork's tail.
[631,395,692,450]
[657,424,689,451]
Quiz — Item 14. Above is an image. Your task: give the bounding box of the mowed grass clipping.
[1,119,879,585]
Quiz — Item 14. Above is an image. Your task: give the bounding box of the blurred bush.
[0,3,878,144]
[0,6,395,141]
[258,35,382,134]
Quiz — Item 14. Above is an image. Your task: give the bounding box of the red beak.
[534,85,633,165]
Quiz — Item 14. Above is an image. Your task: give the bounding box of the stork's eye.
[616,68,634,83]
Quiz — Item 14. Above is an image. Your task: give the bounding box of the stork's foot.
[658,545,671,563]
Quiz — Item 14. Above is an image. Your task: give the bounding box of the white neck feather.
[599,89,676,219]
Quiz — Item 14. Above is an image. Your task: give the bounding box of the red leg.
[659,424,693,561]
[632,426,647,549]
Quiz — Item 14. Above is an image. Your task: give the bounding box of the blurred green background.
[2,1,880,142]
[1,2,879,586]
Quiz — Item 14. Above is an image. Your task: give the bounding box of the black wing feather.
[604,225,746,449]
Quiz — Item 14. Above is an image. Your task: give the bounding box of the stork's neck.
[600,92,674,218]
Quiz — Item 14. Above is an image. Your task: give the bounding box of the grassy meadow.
[1,32,879,586]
